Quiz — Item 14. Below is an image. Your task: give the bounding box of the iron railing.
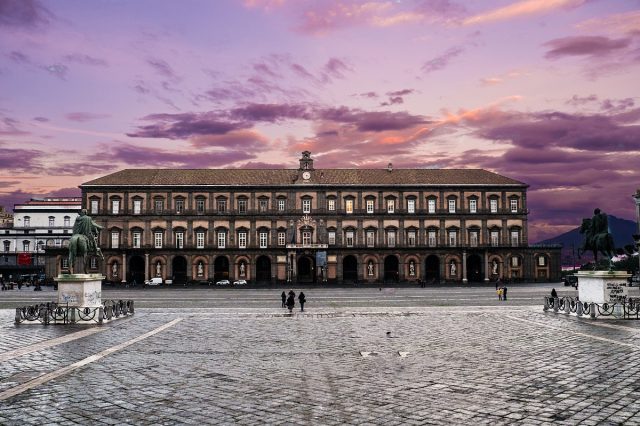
[15,299,134,325]
[543,296,640,320]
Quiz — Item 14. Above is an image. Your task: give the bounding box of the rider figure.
[591,208,608,238]
[72,209,103,258]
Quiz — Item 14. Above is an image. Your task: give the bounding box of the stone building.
[0,205,13,228]
[79,152,560,284]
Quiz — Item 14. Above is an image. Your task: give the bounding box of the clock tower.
[299,151,314,171]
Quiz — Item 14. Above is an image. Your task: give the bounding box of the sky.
[1,0,639,242]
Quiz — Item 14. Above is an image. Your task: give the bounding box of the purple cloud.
[0,117,29,136]
[8,50,31,64]
[380,89,415,106]
[319,107,428,132]
[64,53,108,67]
[544,36,631,59]
[230,103,311,122]
[147,58,179,80]
[565,94,598,106]
[65,112,111,122]
[127,112,247,139]
[422,46,465,73]
[323,58,350,79]
[0,143,42,170]
[43,63,68,80]
[33,116,49,122]
[0,0,51,28]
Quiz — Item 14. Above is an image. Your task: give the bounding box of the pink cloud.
[544,36,631,59]
[464,0,586,26]
[65,112,111,122]
[422,46,465,74]
[0,0,52,28]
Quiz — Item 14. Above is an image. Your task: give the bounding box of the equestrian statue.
[578,208,616,269]
[68,209,103,274]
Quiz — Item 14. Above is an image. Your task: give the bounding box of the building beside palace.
[0,206,13,228]
[76,152,560,284]
[1,198,80,282]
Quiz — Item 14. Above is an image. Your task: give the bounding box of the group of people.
[281,290,306,312]
[496,284,508,301]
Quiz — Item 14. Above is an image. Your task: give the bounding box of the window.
[490,199,498,213]
[196,198,205,213]
[24,216,30,227]
[278,231,286,246]
[62,258,69,269]
[259,199,268,212]
[175,232,184,249]
[111,200,120,214]
[469,199,477,213]
[154,232,163,248]
[132,232,141,249]
[196,232,205,249]
[55,239,61,247]
[133,199,142,215]
[154,200,164,214]
[90,257,97,269]
[366,230,375,247]
[238,231,247,249]
[345,230,354,247]
[217,231,226,248]
[217,199,227,213]
[387,199,395,213]
[111,232,119,249]
[345,199,354,214]
[510,199,518,213]
[175,199,184,214]
[278,199,285,212]
[511,230,519,246]
[387,230,396,247]
[428,230,437,247]
[3,241,9,252]
[259,231,268,248]
[238,199,247,213]
[491,230,500,247]
[302,198,311,214]
[448,199,456,213]
[511,256,520,267]
[407,230,416,247]
[49,216,55,227]
[90,200,99,214]
[302,231,312,245]
[407,199,415,214]
[64,216,70,227]
[538,255,547,267]
[366,199,374,214]
[428,198,436,214]
[328,199,336,211]
[469,230,479,247]
[448,230,457,247]
[328,231,336,245]
[23,240,31,251]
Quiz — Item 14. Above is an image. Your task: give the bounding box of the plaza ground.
[1,283,639,425]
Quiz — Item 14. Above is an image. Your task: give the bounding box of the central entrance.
[172,256,187,284]
[467,254,483,282]
[256,255,271,283]
[384,255,399,283]
[128,255,145,285]
[343,255,358,282]
[297,256,315,283]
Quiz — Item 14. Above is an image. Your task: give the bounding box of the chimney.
[387,163,393,172]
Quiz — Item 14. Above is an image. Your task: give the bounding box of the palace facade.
[74,152,560,284]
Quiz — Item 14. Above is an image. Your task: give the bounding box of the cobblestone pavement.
[1,286,640,425]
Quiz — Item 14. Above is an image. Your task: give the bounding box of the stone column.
[121,253,127,283]
[144,253,149,281]
[462,250,468,283]
[484,250,490,282]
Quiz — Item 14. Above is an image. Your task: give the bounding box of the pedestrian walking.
[497,287,503,301]
[551,288,558,299]
[288,289,296,299]
[286,293,295,313]
[502,285,508,301]
[281,291,286,308]
[298,291,306,311]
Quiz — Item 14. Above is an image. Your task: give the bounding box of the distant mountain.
[536,216,637,266]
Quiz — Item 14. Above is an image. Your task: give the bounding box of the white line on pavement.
[504,315,640,350]
[0,328,104,363]
[0,318,183,402]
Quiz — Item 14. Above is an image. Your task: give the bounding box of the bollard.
[98,307,104,324]
[553,298,559,313]
[130,300,134,314]
[577,301,583,317]
[565,299,571,314]
[543,297,549,311]
[15,308,21,324]
[590,303,596,319]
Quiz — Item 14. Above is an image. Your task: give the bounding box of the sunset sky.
[1,0,639,241]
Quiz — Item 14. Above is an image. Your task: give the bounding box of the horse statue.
[68,209,103,274]
[578,209,615,268]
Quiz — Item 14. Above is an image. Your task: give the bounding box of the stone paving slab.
[0,304,639,425]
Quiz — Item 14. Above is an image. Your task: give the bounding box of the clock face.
[302,171,311,180]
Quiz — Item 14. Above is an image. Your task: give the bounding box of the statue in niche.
[450,261,456,276]
[368,261,374,276]
[240,262,246,276]
[156,261,162,277]
[197,261,204,277]
[409,261,415,276]
[492,260,499,275]
[112,262,118,278]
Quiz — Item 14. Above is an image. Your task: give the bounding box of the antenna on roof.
[387,163,393,172]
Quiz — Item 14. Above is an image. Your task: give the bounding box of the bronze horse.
[578,217,615,265]
[68,234,103,274]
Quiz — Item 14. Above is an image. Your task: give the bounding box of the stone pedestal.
[55,274,105,307]
[577,271,631,304]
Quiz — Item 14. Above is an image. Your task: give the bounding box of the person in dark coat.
[298,292,306,311]
[281,291,286,308]
[502,285,508,301]
[288,290,295,299]
[551,288,558,299]
[286,293,295,313]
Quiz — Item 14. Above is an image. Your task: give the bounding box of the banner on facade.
[17,253,32,265]
[316,251,327,268]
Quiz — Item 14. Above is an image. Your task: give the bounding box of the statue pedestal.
[577,271,631,305]
[55,274,105,308]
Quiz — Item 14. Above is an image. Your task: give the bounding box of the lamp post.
[36,240,44,291]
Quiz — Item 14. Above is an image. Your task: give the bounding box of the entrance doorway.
[256,255,271,283]
[172,256,187,284]
[297,256,315,283]
[214,256,229,282]
[343,255,358,282]
[384,255,399,282]
[466,254,483,282]
[128,256,145,285]
[424,255,440,283]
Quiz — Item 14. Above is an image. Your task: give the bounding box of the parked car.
[144,277,163,287]
[563,275,578,288]
[216,279,231,286]
[233,279,247,286]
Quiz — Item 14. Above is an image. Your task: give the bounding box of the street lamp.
[36,240,44,291]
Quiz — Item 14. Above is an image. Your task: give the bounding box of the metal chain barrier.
[543,296,640,319]
[15,300,134,325]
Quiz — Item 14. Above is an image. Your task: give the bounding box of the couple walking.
[281,290,306,312]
